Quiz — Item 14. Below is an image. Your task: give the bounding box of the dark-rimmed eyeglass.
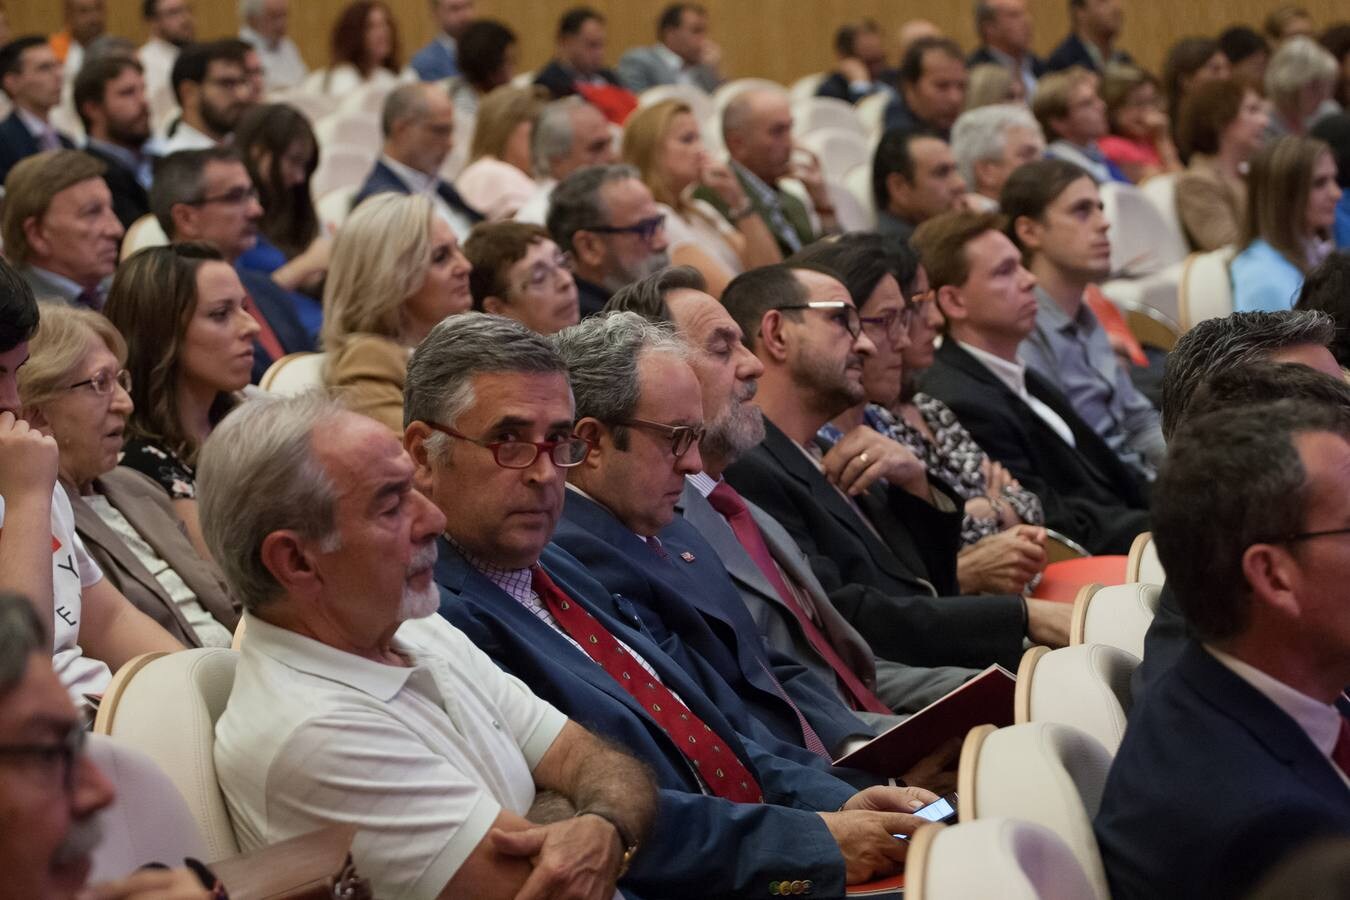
[777,301,862,339]
[617,418,705,457]
[860,307,915,341]
[68,368,131,396]
[582,215,666,243]
[1264,526,1350,545]
[423,422,593,469]
[190,186,259,207]
[0,724,86,793]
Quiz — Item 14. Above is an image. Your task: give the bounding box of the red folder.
[846,873,906,896]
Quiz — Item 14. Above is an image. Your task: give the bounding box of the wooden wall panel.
[10,1,1349,88]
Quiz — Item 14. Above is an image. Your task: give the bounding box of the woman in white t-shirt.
[623,99,783,296]
[302,0,406,98]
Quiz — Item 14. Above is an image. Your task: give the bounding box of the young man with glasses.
[161,39,254,155]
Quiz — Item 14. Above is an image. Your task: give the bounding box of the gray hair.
[381,82,434,138]
[531,96,586,178]
[545,163,641,254]
[404,312,569,458]
[1265,36,1338,110]
[721,87,786,142]
[951,103,1043,188]
[603,264,708,322]
[0,594,47,699]
[197,392,343,611]
[149,146,243,238]
[237,0,265,20]
[552,311,689,450]
[1161,309,1336,438]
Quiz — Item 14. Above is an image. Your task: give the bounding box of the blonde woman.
[455,85,547,220]
[622,100,781,296]
[322,193,473,433]
[965,63,1026,110]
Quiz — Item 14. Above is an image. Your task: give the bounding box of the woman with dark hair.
[1295,251,1350,368]
[1162,37,1231,129]
[104,244,260,560]
[1099,64,1180,184]
[1232,135,1342,312]
[444,19,518,119]
[1219,25,1271,92]
[1319,23,1350,107]
[1311,111,1350,246]
[303,0,403,97]
[1174,78,1269,250]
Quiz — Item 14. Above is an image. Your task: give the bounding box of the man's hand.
[1026,597,1071,648]
[0,411,59,504]
[822,426,928,499]
[788,145,831,208]
[699,38,722,69]
[79,867,213,899]
[820,787,938,883]
[490,814,623,900]
[837,57,870,84]
[956,526,1046,595]
[700,159,748,210]
[898,737,961,796]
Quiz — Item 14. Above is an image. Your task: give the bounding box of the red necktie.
[531,566,763,803]
[242,293,286,363]
[707,482,892,715]
[1333,717,1350,776]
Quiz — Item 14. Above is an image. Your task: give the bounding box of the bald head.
[722,88,793,183]
[383,82,456,174]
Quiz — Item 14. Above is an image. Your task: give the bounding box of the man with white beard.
[201,393,657,900]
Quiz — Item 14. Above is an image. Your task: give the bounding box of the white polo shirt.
[215,612,567,900]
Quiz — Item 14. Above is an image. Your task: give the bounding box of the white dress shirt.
[379,154,476,239]
[958,340,1077,447]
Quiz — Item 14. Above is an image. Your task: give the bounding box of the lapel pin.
[680,551,696,563]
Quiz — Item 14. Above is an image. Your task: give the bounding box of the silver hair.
[551,311,690,449]
[1265,36,1338,110]
[0,593,46,699]
[197,392,343,611]
[404,312,569,459]
[951,103,1044,189]
[531,96,587,178]
[545,163,642,254]
[237,0,266,21]
[381,82,435,138]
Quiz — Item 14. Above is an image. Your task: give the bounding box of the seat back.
[259,351,327,396]
[119,214,168,261]
[315,185,359,234]
[1125,531,1165,584]
[1099,181,1188,277]
[1139,172,1182,239]
[1015,644,1136,754]
[1178,245,1236,330]
[314,111,382,154]
[789,72,827,103]
[842,162,876,227]
[958,722,1113,900]
[95,648,241,860]
[311,145,377,199]
[792,96,866,137]
[638,84,713,125]
[855,91,891,139]
[87,735,209,882]
[798,127,869,182]
[1071,581,1161,657]
[906,818,1098,900]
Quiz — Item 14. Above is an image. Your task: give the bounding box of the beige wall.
[11,1,1349,85]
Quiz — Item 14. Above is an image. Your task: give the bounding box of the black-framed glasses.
[1266,526,1350,545]
[190,186,259,207]
[859,307,915,341]
[0,724,86,793]
[68,368,131,396]
[617,417,706,457]
[423,422,593,469]
[582,215,666,243]
[777,301,862,339]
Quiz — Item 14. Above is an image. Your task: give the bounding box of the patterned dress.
[119,439,196,501]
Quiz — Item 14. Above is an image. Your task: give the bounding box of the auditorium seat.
[638,84,713,125]
[791,96,866,138]
[1139,172,1182,242]
[1099,181,1188,278]
[119,214,169,262]
[1178,245,1236,330]
[1125,531,1165,584]
[1014,644,1136,754]
[1070,582,1162,658]
[271,89,339,125]
[789,72,827,103]
[316,185,359,234]
[855,91,891,139]
[310,145,378,199]
[260,351,327,395]
[905,818,1097,900]
[798,127,869,181]
[314,111,383,154]
[842,162,876,228]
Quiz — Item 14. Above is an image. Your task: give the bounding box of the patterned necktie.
[1333,716,1350,777]
[707,481,892,715]
[38,124,61,151]
[531,565,763,803]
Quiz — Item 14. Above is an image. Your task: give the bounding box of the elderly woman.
[464,221,579,335]
[455,85,546,220]
[964,63,1025,110]
[322,192,473,433]
[1099,64,1180,184]
[1264,35,1339,140]
[18,306,239,648]
[1174,78,1270,250]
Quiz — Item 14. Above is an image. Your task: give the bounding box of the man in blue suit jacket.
[403,313,941,898]
[0,37,76,185]
[1095,395,1350,900]
[409,0,474,81]
[1044,0,1132,73]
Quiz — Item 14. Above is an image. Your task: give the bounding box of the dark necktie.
[531,565,763,803]
[74,287,103,311]
[242,293,286,362]
[1333,717,1350,777]
[707,481,892,715]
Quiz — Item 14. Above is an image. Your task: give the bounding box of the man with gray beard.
[547,164,670,319]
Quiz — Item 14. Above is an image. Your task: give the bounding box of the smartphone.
[893,792,958,839]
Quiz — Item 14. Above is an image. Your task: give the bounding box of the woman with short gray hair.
[1264,35,1339,140]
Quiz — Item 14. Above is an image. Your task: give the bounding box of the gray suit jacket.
[674,480,974,716]
[65,468,240,647]
[615,44,720,94]
[19,265,101,307]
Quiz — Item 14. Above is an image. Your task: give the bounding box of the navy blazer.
[1044,33,1134,74]
[533,60,624,100]
[966,46,1047,79]
[82,142,150,231]
[554,490,873,756]
[434,538,855,899]
[0,111,75,184]
[236,268,315,383]
[1095,642,1350,899]
[351,159,484,225]
[724,418,1026,670]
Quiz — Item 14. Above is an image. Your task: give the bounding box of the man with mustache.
[205,392,657,900]
[74,55,155,231]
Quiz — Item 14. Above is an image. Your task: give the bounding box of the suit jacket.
[0,110,75,184]
[919,340,1149,555]
[533,59,624,100]
[409,37,457,82]
[434,538,855,899]
[554,490,872,755]
[1175,155,1246,252]
[966,46,1047,78]
[351,159,484,226]
[694,167,815,256]
[82,142,150,230]
[1095,642,1350,899]
[64,469,239,646]
[1132,582,1188,702]
[236,268,315,383]
[816,71,898,105]
[724,419,1026,670]
[615,45,720,94]
[1044,33,1133,73]
[574,276,612,319]
[323,333,406,434]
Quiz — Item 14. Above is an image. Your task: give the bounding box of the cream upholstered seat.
[1126,531,1166,584]
[791,96,866,138]
[93,649,241,860]
[1178,245,1236,330]
[259,351,327,396]
[1015,644,1137,754]
[87,734,209,880]
[905,818,1097,900]
[1070,581,1163,658]
[798,127,869,182]
[638,84,713,125]
[1099,181,1188,277]
[119,214,169,261]
[788,72,827,103]
[958,722,1114,900]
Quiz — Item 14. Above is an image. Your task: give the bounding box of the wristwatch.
[577,809,639,876]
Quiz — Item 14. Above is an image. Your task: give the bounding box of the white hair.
[950,103,1044,189]
[1265,36,1338,110]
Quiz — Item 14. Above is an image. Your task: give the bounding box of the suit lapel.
[678,482,784,609]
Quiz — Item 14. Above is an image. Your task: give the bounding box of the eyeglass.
[777,301,862,339]
[68,368,131,396]
[0,724,86,793]
[617,417,705,457]
[582,215,666,243]
[514,253,574,295]
[423,422,593,469]
[205,76,248,92]
[190,186,259,207]
[1265,526,1350,545]
[859,307,915,341]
